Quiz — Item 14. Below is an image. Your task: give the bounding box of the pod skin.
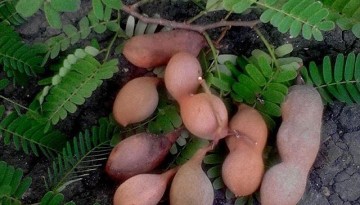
[113,168,178,205]
[180,93,228,141]
[260,85,323,205]
[222,138,264,196]
[164,52,202,101]
[227,104,268,152]
[123,29,206,69]
[113,76,160,127]
[106,129,181,182]
[170,145,214,205]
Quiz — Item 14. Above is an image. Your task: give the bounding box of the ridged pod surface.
[221,103,268,196]
[180,93,228,141]
[260,85,323,205]
[227,104,268,152]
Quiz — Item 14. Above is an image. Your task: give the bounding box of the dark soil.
[1,1,360,205]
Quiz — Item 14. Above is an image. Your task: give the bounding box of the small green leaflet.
[16,0,44,17]
[102,0,122,10]
[50,0,80,12]
[44,2,62,29]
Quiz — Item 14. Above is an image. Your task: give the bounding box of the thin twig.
[121,5,260,33]
[215,11,233,45]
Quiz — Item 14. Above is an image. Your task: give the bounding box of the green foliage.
[234,196,257,205]
[205,54,238,94]
[222,0,335,41]
[47,117,120,192]
[0,1,25,25]
[16,0,80,29]
[39,49,118,125]
[0,111,67,158]
[124,15,161,37]
[219,45,301,128]
[148,103,182,134]
[0,78,9,90]
[0,161,32,205]
[258,0,335,41]
[0,22,44,84]
[43,3,120,63]
[301,52,360,104]
[203,148,226,190]
[173,138,209,165]
[321,0,360,38]
[39,191,75,205]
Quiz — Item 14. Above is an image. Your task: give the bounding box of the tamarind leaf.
[134,19,148,36]
[148,103,182,134]
[317,87,332,104]
[15,0,43,17]
[257,57,272,78]
[237,74,262,93]
[223,0,238,10]
[63,25,80,44]
[256,101,281,117]
[334,54,344,82]
[300,67,314,85]
[0,79,9,90]
[206,0,224,11]
[0,106,4,118]
[344,52,356,82]
[336,84,353,104]
[232,82,256,104]
[267,83,288,95]
[206,73,232,92]
[323,56,332,84]
[251,50,272,64]
[102,0,122,10]
[125,15,135,37]
[204,154,224,165]
[346,83,360,103]
[92,0,104,20]
[51,0,80,12]
[232,0,253,14]
[262,89,285,104]
[206,165,221,179]
[212,177,225,190]
[353,23,360,38]
[44,2,61,29]
[309,62,323,86]
[174,138,208,165]
[312,27,324,41]
[245,64,266,86]
[224,61,242,77]
[274,44,293,57]
[235,197,247,205]
[355,54,360,81]
[261,113,276,131]
[260,9,277,23]
[79,17,91,39]
[274,68,297,83]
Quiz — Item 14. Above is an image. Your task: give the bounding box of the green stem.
[252,28,283,108]
[103,12,121,62]
[315,80,360,88]
[0,95,36,114]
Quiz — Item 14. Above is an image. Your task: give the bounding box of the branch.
[121,5,260,33]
